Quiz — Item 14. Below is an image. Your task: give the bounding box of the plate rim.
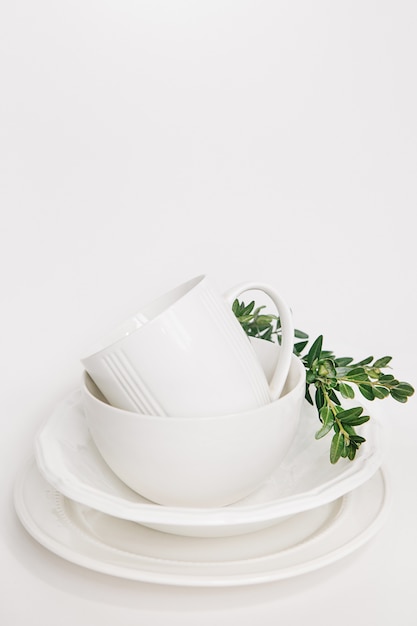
[14,459,390,587]
[34,390,384,529]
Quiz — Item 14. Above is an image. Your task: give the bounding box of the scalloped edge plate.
[15,459,390,587]
[34,390,384,536]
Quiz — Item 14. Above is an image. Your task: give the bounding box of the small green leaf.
[373,386,390,399]
[373,356,392,368]
[353,356,374,366]
[347,445,357,460]
[367,368,382,379]
[315,386,325,410]
[242,301,255,315]
[359,384,375,401]
[294,340,308,354]
[350,434,366,445]
[344,414,370,427]
[328,389,341,405]
[306,370,316,384]
[379,374,396,382]
[232,299,241,315]
[307,335,323,368]
[315,406,334,439]
[260,327,273,341]
[344,367,368,381]
[339,382,355,399]
[334,357,354,366]
[256,315,274,326]
[336,407,363,423]
[321,350,334,359]
[340,445,348,458]
[294,329,309,339]
[395,383,415,396]
[252,305,266,318]
[330,431,345,464]
[390,389,410,403]
[315,422,334,439]
[319,405,333,423]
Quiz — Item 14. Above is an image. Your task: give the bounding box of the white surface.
[14,460,389,586]
[34,388,382,536]
[1,1,416,624]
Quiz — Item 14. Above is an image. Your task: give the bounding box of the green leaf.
[294,340,308,354]
[232,299,241,315]
[252,305,266,318]
[379,374,396,382]
[294,329,309,339]
[373,356,392,368]
[339,382,355,399]
[347,444,357,460]
[367,368,382,379]
[350,434,366,445]
[390,389,410,403]
[344,414,370,427]
[321,350,334,359]
[336,407,363,424]
[306,370,316,384]
[315,422,334,439]
[307,335,323,368]
[328,389,341,405]
[344,367,368,381]
[238,314,256,324]
[260,327,273,341]
[241,301,255,315]
[315,406,334,439]
[334,357,354,366]
[373,386,390,399]
[353,356,374,366]
[342,424,357,436]
[359,384,375,401]
[256,315,275,326]
[315,386,325,410]
[330,431,345,464]
[395,383,415,396]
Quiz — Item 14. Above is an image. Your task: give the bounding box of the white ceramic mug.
[81,275,294,416]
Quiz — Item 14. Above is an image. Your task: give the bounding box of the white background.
[1,1,416,624]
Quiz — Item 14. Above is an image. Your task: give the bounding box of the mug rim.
[81,274,206,361]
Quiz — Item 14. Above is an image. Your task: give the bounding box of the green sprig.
[233,299,415,464]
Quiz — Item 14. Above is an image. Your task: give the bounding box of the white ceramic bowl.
[81,338,306,508]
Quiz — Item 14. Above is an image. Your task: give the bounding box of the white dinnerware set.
[14,275,388,586]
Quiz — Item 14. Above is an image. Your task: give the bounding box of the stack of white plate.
[14,385,388,587]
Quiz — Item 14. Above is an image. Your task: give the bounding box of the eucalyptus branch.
[233,299,415,464]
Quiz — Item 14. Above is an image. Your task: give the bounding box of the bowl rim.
[81,349,306,423]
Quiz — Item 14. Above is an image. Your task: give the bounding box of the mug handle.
[223,283,294,401]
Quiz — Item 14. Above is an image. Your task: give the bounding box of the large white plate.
[15,459,389,587]
[34,390,384,536]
